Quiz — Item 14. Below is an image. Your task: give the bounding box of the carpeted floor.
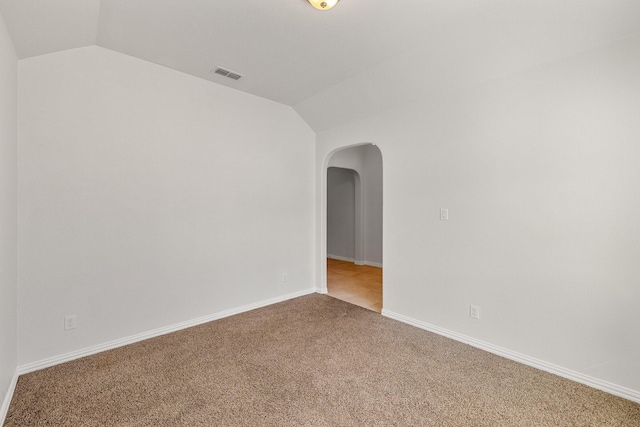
[5,294,640,426]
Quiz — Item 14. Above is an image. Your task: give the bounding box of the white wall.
[327,145,383,266]
[316,35,640,397]
[17,46,316,366]
[0,12,18,417]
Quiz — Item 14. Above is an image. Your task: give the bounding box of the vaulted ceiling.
[2,0,640,131]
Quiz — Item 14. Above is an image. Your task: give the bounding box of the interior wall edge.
[0,370,18,426]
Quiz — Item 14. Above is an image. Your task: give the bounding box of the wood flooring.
[326,258,382,312]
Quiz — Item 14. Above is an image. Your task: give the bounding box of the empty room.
[1,0,639,425]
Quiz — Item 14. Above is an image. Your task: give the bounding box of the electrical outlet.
[469,305,480,320]
[282,272,288,282]
[64,315,77,330]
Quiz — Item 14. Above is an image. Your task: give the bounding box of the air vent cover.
[213,67,243,80]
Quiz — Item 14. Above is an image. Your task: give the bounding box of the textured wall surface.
[18,46,315,365]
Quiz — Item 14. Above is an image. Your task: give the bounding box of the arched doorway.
[325,144,382,312]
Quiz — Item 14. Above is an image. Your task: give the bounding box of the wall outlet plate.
[469,305,480,319]
[64,314,77,330]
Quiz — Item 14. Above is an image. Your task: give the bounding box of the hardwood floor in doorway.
[327,258,382,312]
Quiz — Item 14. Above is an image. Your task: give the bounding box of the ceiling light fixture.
[307,0,339,11]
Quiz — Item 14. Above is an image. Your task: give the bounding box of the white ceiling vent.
[213,67,243,80]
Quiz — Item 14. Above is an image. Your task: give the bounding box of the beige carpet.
[5,294,639,426]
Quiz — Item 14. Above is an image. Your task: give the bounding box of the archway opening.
[325,144,382,312]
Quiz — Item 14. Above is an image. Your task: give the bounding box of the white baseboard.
[0,370,19,425]
[382,309,640,404]
[327,254,355,262]
[327,254,382,268]
[17,288,316,376]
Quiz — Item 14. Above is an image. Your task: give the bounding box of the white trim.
[17,288,316,376]
[327,254,382,268]
[327,254,355,262]
[317,287,328,294]
[382,309,640,404]
[0,370,19,425]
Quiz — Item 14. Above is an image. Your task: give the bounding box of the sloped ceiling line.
[1,0,640,132]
